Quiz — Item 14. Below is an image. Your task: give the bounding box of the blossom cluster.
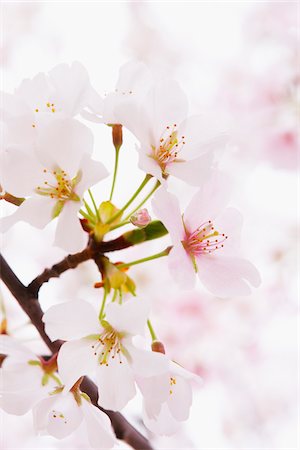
[0,61,260,447]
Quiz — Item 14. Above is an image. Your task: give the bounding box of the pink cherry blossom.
[43,298,168,411]
[115,80,226,185]
[0,118,108,252]
[152,173,261,296]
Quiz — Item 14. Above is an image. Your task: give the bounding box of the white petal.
[127,344,169,377]
[197,255,261,297]
[76,153,109,197]
[82,399,116,449]
[0,335,35,360]
[138,148,164,180]
[168,152,213,186]
[178,115,228,159]
[137,372,170,407]
[49,61,93,117]
[1,147,43,197]
[58,339,98,391]
[34,393,83,439]
[1,197,54,233]
[145,80,188,143]
[96,357,136,410]
[152,188,185,243]
[43,299,100,341]
[36,118,93,176]
[54,202,88,253]
[167,375,192,421]
[184,170,233,231]
[168,243,196,290]
[214,207,243,255]
[105,298,149,335]
[143,401,180,436]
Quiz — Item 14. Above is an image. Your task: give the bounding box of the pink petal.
[197,255,261,297]
[184,170,233,231]
[152,188,185,243]
[168,243,196,290]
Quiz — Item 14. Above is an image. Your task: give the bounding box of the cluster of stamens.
[151,124,186,172]
[32,102,57,127]
[169,376,176,395]
[51,410,67,424]
[184,220,228,256]
[35,168,75,200]
[91,327,124,366]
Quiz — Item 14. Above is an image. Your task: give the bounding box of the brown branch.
[0,253,153,450]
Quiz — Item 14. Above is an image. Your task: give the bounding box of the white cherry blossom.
[152,173,261,296]
[83,59,153,125]
[138,359,200,436]
[1,61,102,149]
[0,335,58,415]
[115,80,226,185]
[0,118,108,252]
[33,389,116,449]
[43,298,168,411]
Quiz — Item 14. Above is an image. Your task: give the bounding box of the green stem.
[109,220,131,231]
[147,319,157,341]
[109,147,120,202]
[123,179,161,222]
[99,288,107,321]
[116,247,171,270]
[106,174,152,225]
[88,189,100,222]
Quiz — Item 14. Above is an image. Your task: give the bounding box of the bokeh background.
[0,1,298,449]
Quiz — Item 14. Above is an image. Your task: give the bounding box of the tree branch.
[0,253,153,450]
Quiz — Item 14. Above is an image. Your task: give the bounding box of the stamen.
[183,220,228,256]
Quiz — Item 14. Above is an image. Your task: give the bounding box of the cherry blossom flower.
[0,335,58,415]
[115,80,226,185]
[43,298,168,411]
[138,359,200,436]
[0,118,108,252]
[152,174,261,296]
[82,59,153,125]
[1,61,102,149]
[33,388,116,449]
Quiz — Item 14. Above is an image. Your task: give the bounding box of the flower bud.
[151,340,166,354]
[130,209,151,228]
[112,124,123,151]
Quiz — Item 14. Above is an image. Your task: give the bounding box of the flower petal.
[54,202,87,253]
[143,401,180,436]
[152,188,185,243]
[43,299,100,341]
[82,399,116,449]
[105,298,149,336]
[167,375,192,421]
[75,154,108,197]
[168,152,213,186]
[184,170,233,231]
[96,357,136,410]
[58,339,98,391]
[36,118,93,176]
[197,255,261,297]
[1,197,53,232]
[168,243,196,290]
[127,344,169,377]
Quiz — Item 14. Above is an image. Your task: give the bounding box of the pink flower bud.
[130,209,151,228]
